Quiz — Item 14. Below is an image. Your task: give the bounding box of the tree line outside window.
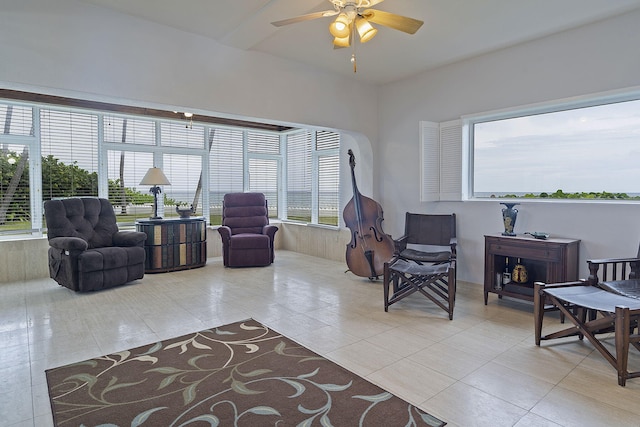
[0,100,340,235]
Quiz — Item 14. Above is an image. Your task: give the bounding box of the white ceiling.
[77,0,640,85]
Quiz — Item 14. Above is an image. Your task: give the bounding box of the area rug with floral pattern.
[46,318,445,426]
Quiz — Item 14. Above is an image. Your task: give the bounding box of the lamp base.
[149,215,163,220]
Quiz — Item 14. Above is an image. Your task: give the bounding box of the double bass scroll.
[343,149,395,280]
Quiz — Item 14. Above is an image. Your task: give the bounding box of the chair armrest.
[218,226,232,241]
[449,237,458,257]
[113,231,147,247]
[263,224,278,240]
[48,236,88,252]
[394,235,408,254]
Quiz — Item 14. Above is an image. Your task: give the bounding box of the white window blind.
[1,104,33,136]
[248,131,280,154]
[106,150,154,219]
[0,104,33,233]
[161,122,205,149]
[0,93,344,235]
[40,108,99,200]
[104,115,156,146]
[248,131,280,217]
[0,144,30,232]
[161,124,205,217]
[316,130,339,226]
[286,131,312,222]
[162,153,203,218]
[209,128,244,225]
[104,115,157,219]
[249,158,279,217]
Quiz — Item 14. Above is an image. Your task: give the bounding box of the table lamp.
[139,167,171,219]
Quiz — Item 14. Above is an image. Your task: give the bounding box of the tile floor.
[2,250,640,426]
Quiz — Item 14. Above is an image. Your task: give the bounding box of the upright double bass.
[343,150,395,280]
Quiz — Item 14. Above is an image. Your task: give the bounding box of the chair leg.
[534,283,545,346]
[447,264,455,320]
[383,262,391,312]
[615,306,631,386]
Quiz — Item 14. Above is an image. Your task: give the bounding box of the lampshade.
[333,32,351,48]
[139,167,171,186]
[356,17,377,43]
[329,13,350,38]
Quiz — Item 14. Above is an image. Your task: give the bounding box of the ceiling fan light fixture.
[355,17,377,43]
[333,32,351,47]
[329,13,351,38]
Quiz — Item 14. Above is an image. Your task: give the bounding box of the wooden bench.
[534,281,640,386]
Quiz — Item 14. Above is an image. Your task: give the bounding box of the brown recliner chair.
[44,197,146,291]
[218,192,278,267]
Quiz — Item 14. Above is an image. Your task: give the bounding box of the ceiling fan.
[271,0,424,72]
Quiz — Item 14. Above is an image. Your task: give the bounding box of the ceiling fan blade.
[366,0,385,6]
[271,10,338,27]
[361,9,423,34]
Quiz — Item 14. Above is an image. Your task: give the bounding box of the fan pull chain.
[351,23,357,73]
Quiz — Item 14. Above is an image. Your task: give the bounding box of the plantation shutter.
[420,121,440,201]
[40,108,99,201]
[209,128,244,225]
[439,119,463,201]
[286,131,312,222]
[316,130,339,226]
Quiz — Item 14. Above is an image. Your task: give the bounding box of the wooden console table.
[136,217,207,273]
[484,234,579,305]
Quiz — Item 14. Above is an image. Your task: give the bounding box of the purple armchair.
[217,193,278,267]
[44,198,146,291]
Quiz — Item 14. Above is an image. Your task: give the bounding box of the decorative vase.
[176,204,195,219]
[501,203,519,236]
[512,258,528,283]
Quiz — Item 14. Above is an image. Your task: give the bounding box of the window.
[208,128,244,225]
[471,95,640,200]
[284,130,339,225]
[163,153,203,218]
[40,108,99,200]
[106,150,154,219]
[248,131,281,217]
[104,115,156,221]
[315,131,339,226]
[0,94,342,236]
[286,131,312,222]
[0,104,33,233]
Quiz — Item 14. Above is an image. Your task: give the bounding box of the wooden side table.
[136,217,207,273]
[484,233,580,305]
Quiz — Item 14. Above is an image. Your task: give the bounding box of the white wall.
[0,0,379,134]
[378,10,640,284]
[0,0,378,228]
